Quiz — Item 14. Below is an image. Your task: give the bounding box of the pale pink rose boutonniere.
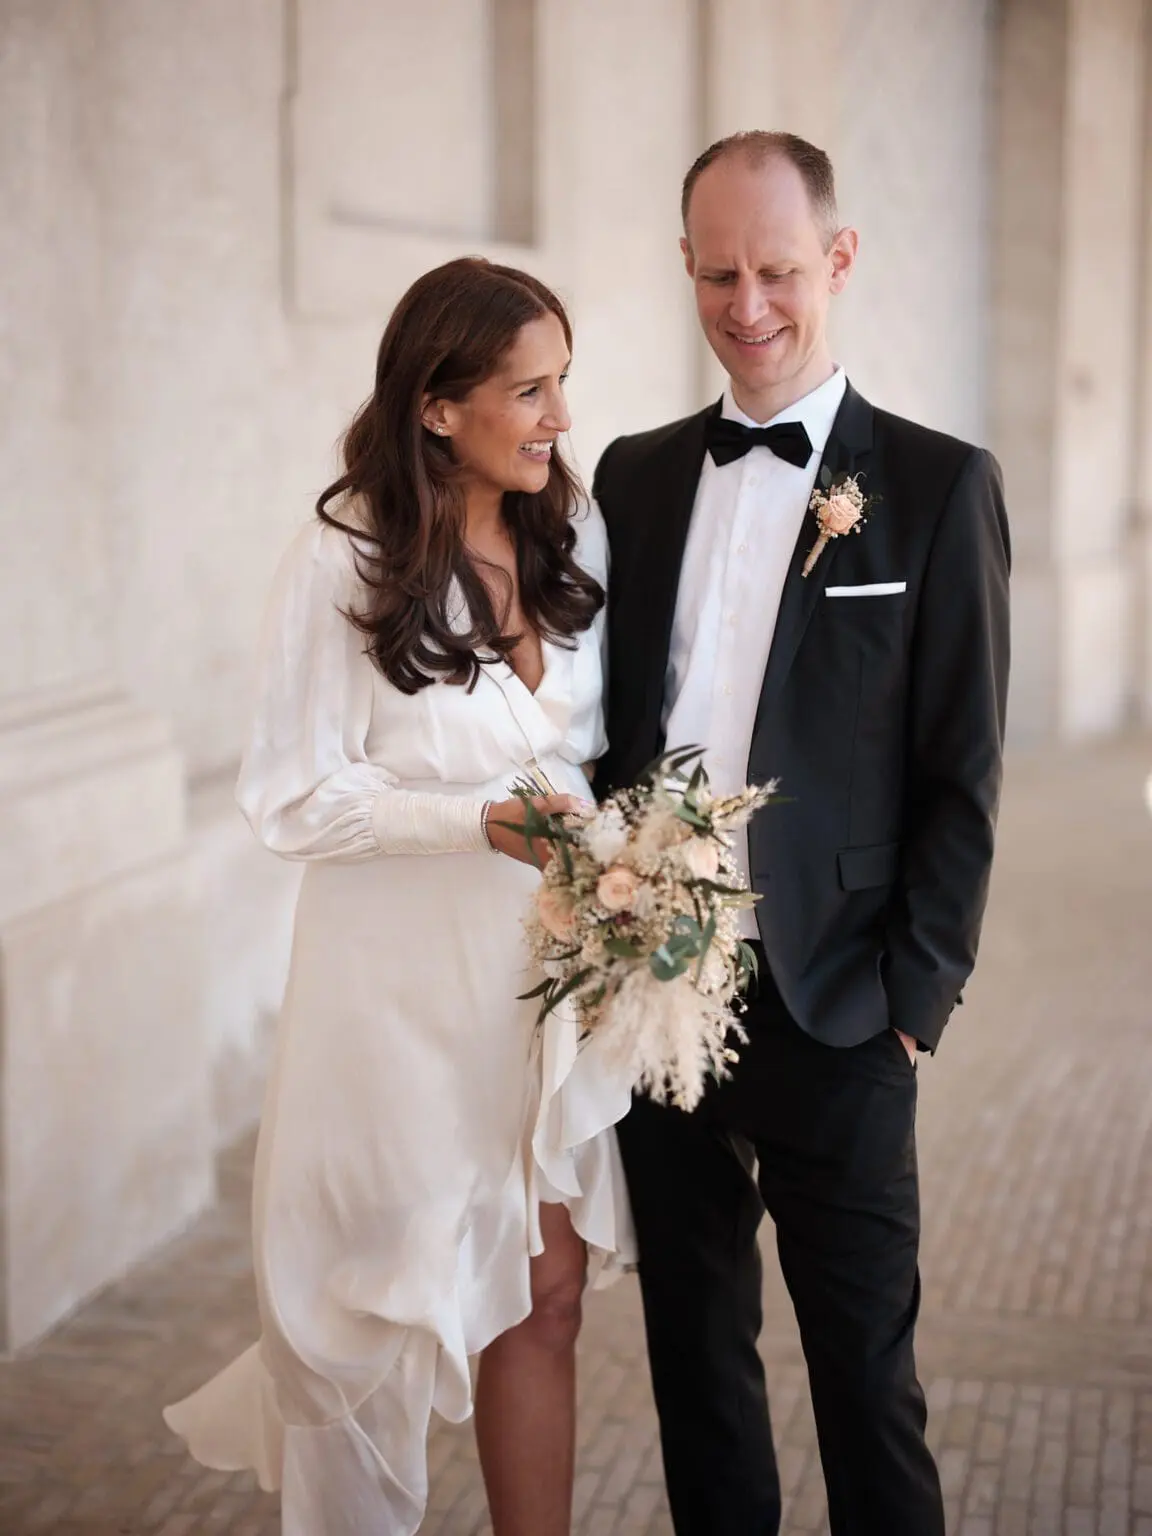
[802,468,879,578]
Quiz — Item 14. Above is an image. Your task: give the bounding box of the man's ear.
[828,227,858,295]
[680,235,695,279]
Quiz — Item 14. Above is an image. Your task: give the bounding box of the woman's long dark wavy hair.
[317,257,604,694]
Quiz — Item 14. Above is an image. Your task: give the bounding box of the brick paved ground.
[2,737,1152,1536]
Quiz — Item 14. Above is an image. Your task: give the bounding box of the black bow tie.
[705,415,814,469]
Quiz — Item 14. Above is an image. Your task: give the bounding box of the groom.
[592,132,1010,1535]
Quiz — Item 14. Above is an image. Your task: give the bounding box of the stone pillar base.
[0,683,212,1352]
[1,849,212,1352]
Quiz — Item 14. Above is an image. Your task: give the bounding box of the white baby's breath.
[582,806,630,866]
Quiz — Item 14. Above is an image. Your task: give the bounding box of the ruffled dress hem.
[162,1006,635,1536]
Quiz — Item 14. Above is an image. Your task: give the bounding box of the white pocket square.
[825,582,907,597]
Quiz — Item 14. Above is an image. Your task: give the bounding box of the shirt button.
[746,472,759,488]
[726,610,738,625]
[722,684,734,696]
[737,543,748,555]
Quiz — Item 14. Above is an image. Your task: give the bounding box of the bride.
[164,257,634,1535]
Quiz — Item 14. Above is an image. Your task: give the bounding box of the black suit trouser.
[615,954,944,1536]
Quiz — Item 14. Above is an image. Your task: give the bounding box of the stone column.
[0,4,213,1351]
[0,685,211,1352]
[701,0,842,151]
[991,0,1146,740]
[537,0,702,455]
[694,0,844,403]
[696,0,992,439]
[1136,0,1152,725]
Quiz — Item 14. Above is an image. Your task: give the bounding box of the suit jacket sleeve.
[884,448,1011,1049]
[592,438,623,506]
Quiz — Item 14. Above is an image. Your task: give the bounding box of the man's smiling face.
[682,152,857,421]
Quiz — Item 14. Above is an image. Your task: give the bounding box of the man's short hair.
[681,131,839,248]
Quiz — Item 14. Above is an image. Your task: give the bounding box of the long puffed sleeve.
[236,521,490,861]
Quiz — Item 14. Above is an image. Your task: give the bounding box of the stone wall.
[991,0,1149,739]
[6,0,1143,1348]
[695,0,992,439]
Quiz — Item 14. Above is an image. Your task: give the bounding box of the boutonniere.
[802,469,879,578]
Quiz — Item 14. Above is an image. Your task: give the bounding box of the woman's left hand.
[486,794,592,866]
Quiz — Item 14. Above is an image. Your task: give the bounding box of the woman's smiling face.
[425,312,572,497]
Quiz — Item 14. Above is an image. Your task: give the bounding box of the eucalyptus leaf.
[517,977,556,1002]
[672,804,711,830]
[490,817,562,842]
[556,832,574,879]
[535,966,594,1024]
[656,928,706,968]
[662,938,701,965]
[737,939,760,984]
[669,914,703,940]
[647,745,706,780]
[649,949,690,982]
[687,878,749,897]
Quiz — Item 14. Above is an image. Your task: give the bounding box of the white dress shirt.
[663,367,848,936]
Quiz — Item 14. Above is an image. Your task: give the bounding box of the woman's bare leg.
[475,1202,587,1536]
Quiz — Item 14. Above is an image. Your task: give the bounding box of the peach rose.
[597,865,640,912]
[821,492,861,536]
[537,885,576,940]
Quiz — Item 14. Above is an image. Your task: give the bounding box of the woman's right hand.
[485,794,592,866]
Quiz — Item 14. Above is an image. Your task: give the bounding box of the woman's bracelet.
[480,799,497,851]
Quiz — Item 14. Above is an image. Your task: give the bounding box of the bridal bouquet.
[512,750,778,1110]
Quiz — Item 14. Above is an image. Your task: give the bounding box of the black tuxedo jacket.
[591,382,1010,1052]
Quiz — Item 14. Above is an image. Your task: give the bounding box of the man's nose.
[728,277,767,330]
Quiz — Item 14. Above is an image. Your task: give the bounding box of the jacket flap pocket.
[837,841,900,891]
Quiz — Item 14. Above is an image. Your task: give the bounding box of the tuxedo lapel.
[628,403,715,726]
[755,383,875,726]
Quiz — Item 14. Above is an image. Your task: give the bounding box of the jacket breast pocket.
[837,841,900,891]
[820,589,910,679]
[823,588,909,625]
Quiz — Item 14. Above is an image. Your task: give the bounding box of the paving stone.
[0,738,1150,1534]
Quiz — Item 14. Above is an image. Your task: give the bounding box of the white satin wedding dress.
[163,506,635,1535]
